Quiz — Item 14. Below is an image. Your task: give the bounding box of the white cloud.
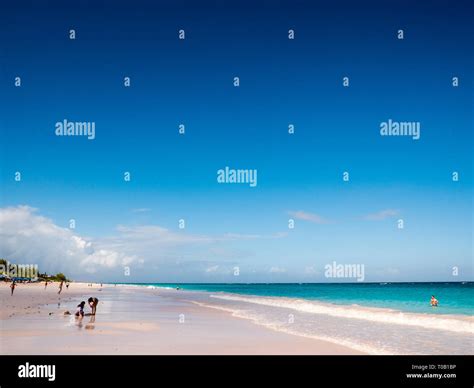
[379,267,400,276]
[222,232,287,240]
[0,206,134,276]
[0,206,289,281]
[269,266,286,273]
[304,266,319,275]
[131,208,152,213]
[113,224,214,245]
[364,209,399,221]
[205,265,219,273]
[288,210,328,224]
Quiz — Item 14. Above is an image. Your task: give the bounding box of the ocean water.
[117,282,474,354]
[132,282,474,315]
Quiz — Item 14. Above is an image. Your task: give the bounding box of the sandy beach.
[0,282,361,355]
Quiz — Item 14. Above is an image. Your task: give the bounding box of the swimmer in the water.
[430,295,439,307]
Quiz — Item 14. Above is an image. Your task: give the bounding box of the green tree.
[55,273,67,281]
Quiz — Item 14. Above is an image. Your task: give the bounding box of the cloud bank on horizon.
[1,205,471,283]
[0,205,290,281]
[0,206,135,276]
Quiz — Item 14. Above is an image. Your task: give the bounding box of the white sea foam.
[114,284,174,290]
[192,301,391,354]
[148,285,174,290]
[209,294,474,334]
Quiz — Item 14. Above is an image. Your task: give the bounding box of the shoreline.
[0,282,363,355]
[2,281,472,355]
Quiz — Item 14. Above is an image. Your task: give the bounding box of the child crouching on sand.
[75,301,85,317]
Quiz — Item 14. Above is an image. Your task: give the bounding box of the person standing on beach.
[58,280,64,295]
[88,297,99,315]
[10,281,16,296]
[66,283,70,290]
[44,280,48,289]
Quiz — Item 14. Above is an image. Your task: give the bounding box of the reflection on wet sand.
[85,314,96,330]
[75,314,96,330]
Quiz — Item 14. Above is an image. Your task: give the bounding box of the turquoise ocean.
[124,282,473,315]
[115,282,473,354]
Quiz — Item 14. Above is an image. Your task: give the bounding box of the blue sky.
[0,0,472,282]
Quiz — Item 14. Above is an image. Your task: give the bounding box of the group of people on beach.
[7,280,100,323]
[42,280,70,294]
[10,279,70,296]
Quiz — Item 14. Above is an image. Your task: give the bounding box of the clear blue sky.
[0,0,472,282]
